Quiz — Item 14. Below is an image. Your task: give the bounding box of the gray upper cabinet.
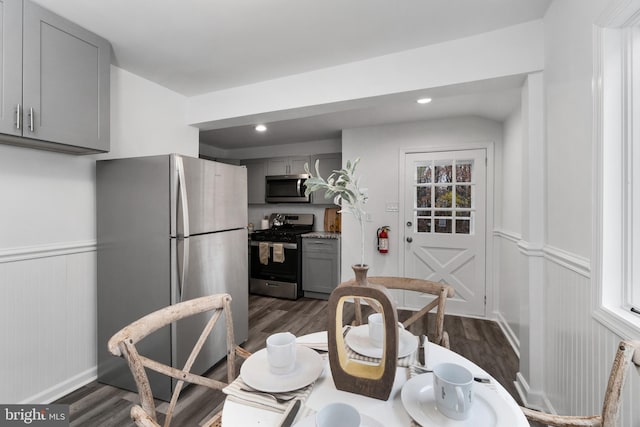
[267,156,309,175]
[0,0,24,137]
[0,0,111,154]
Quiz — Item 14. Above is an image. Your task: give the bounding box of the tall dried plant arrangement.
[304,158,368,267]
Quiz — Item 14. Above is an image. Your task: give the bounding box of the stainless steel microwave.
[265,174,310,203]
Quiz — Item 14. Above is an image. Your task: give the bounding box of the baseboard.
[21,367,97,404]
[515,372,554,413]
[494,311,520,359]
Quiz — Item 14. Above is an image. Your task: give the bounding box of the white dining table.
[221,336,528,426]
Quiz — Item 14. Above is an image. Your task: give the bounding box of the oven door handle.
[250,241,297,250]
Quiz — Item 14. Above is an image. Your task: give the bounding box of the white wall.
[0,65,199,404]
[495,104,523,350]
[98,66,199,160]
[535,0,640,424]
[501,108,523,234]
[187,21,544,127]
[341,116,502,286]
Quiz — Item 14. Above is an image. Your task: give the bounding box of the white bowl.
[316,402,361,427]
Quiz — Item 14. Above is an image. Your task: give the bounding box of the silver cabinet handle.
[29,107,34,132]
[15,104,21,130]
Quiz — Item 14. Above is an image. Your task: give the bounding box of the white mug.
[368,313,404,347]
[266,332,297,375]
[432,363,474,420]
[315,402,361,427]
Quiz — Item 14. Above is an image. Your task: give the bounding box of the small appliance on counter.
[249,213,314,300]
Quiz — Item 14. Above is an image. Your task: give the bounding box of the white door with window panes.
[403,149,487,317]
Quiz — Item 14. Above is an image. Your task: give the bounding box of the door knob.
[406,237,413,243]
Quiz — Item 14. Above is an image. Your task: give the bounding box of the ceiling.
[31,0,551,149]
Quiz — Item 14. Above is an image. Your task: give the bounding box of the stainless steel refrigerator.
[96,154,248,401]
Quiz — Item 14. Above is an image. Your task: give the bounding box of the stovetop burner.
[250,213,314,243]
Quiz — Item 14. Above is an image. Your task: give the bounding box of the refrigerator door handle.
[176,156,190,238]
[177,236,190,301]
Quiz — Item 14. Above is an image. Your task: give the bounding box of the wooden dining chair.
[352,276,455,349]
[107,293,251,427]
[521,340,640,427]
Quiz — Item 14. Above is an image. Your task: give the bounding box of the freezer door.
[171,228,249,376]
[171,155,248,237]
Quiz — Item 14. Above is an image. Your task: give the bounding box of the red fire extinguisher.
[377,226,390,254]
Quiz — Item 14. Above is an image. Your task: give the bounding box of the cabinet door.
[0,0,23,137]
[302,239,340,294]
[267,158,289,175]
[241,159,267,204]
[289,156,309,174]
[267,156,310,175]
[310,153,342,204]
[23,0,110,151]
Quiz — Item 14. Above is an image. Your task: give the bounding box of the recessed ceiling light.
[416,98,432,104]
[255,124,267,132]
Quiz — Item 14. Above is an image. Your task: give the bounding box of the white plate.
[293,412,384,427]
[240,345,324,393]
[401,373,522,426]
[296,331,328,352]
[345,325,418,359]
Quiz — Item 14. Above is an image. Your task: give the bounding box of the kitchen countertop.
[301,231,341,239]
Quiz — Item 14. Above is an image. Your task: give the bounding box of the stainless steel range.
[249,213,314,300]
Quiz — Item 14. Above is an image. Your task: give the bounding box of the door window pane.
[435,186,453,208]
[435,218,452,233]
[417,187,431,208]
[456,185,472,208]
[456,219,471,234]
[435,163,452,183]
[417,165,432,183]
[417,218,431,232]
[456,161,472,182]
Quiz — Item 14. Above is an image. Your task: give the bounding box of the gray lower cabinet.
[0,0,111,154]
[302,237,341,299]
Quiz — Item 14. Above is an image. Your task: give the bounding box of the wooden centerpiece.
[327,266,398,400]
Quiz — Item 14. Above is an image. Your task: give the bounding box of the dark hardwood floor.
[56,295,533,426]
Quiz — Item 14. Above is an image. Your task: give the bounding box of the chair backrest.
[107,293,241,427]
[521,340,639,427]
[601,340,640,426]
[355,276,455,348]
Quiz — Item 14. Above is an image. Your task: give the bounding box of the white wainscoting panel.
[544,258,639,425]
[493,230,522,355]
[0,244,97,403]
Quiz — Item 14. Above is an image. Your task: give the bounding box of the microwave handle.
[297,178,303,197]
